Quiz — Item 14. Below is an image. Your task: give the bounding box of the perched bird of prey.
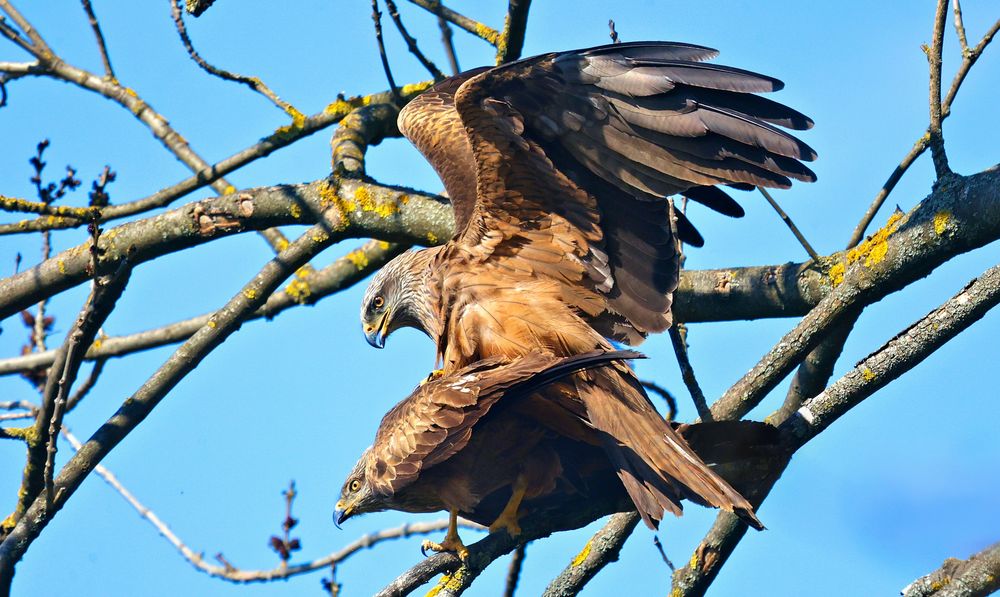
[335,349,644,558]
[335,349,783,559]
[356,42,815,537]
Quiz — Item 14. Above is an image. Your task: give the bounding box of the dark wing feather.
[399,41,815,343]
[366,350,641,495]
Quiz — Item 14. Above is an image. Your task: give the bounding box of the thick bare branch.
[0,178,452,321]
[902,541,1000,597]
[0,258,827,377]
[672,264,1000,596]
[709,167,1000,422]
[542,513,640,597]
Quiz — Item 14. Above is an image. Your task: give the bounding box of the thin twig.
[80,0,115,79]
[652,536,674,571]
[640,380,677,421]
[406,0,500,46]
[0,221,341,580]
[608,19,620,43]
[952,0,969,52]
[849,7,997,246]
[0,0,51,53]
[926,0,951,177]
[668,325,711,421]
[58,427,475,583]
[168,0,301,120]
[64,358,106,413]
[503,543,527,597]
[757,187,820,262]
[0,84,430,235]
[847,136,930,248]
[371,0,401,104]
[438,16,459,74]
[384,0,445,80]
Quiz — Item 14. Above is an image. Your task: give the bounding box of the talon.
[420,369,445,386]
[420,537,469,562]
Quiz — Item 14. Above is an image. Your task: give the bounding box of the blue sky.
[1,1,998,595]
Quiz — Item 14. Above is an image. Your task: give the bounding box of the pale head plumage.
[360,248,441,349]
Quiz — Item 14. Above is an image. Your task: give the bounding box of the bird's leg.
[419,369,445,386]
[489,475,528,537]
[420,509,469,561]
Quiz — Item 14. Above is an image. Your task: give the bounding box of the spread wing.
[398,41,815,343]
[365,349,642,495]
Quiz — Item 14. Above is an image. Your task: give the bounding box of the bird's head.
[333,453,381,527]
[360,248,439,349]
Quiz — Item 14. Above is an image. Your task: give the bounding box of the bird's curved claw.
[419,369,445,386]
[420,537,469,562]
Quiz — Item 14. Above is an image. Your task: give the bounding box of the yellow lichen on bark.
[571,539,593,566]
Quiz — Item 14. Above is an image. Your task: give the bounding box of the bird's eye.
[373,296,384,309]
[349,479,361,492]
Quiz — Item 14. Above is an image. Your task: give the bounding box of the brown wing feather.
[366,350,641,496]
[573,364,764,530]
[435,41,815,344]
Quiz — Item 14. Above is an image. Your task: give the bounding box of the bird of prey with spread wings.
[353,41,815,547]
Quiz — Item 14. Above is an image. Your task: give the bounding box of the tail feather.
[574,365,764,530]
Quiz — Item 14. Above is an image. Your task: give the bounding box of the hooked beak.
[333,501,353,528]
[363,312,389,349]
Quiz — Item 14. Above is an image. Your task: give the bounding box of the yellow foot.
[488,510,522,537]
[421,536,469,561]
[419,369,445,386]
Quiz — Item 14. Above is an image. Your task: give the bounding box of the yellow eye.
[373,296,384,309]
[349,479,361,492]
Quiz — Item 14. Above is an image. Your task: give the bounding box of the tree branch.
[709,167,1000,422]
[0,258,829,377]
[405,0,500,46]
[79,0,114,79]
[169,0,301,120]
[0,240,404,375]
[902,541,1000,597]
[541,513,640,596]
[0,83,429,235]
[496,0,531,64]
[927,0,952,178]
[384,0,445,80]
[0,218,342,587]
[0,178,452,321]
[4,258,131,536]
[61,424,482,583]
[671,264,1000,596]
[503,543,527,597]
